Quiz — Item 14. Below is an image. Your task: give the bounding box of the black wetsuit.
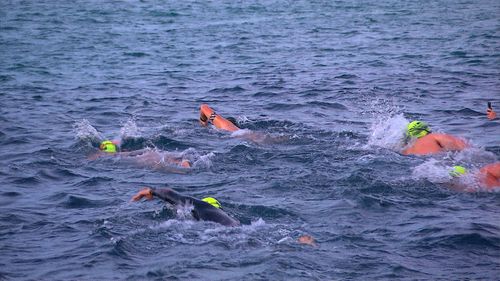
[151,188,240,227]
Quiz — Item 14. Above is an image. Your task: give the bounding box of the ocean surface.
[1,0,499,280]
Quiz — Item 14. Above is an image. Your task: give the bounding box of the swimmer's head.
[99,140,117,153]
[202,197,221,209]
[450,165,467,177]
[406,121,431,139]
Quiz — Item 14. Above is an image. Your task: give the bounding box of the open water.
[1,0,499,280]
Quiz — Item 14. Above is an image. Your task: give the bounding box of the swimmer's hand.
[487,102,496,120]
[131,187,154,202]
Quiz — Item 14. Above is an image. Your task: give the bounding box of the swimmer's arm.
[131,187,177,205]
[131,187,154,201]
[150,188,178,205]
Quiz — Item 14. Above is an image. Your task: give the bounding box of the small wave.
[438,108,483,116]
[334,74,359,79]
[450,50,467,58]
[307,101,348,110]
[252,91,279,98]
[417,232,500,250]
[148,10,181,17]
[264,103,303,111]
[123,52,148,57]
[75,176,113,187]
[208,86,246,94]
[0,74,15,82]
[60,195,114,209]
[12,176,41,185]
[1,191,21,197]
[36,168,72,181]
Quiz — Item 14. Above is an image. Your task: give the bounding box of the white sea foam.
[119,118,141,139]
[73,119,103,141]
[412,159,453,183]
[367,114,409,151]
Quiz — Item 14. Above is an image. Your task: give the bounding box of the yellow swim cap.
[202,197,221,209]
[99,140,117,153]
[406,121,431,139]
[450,165,467,177]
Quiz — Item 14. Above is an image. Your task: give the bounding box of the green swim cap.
[202,197,221,209]
[99,140,117,153]
[450,165,467,177]
[406,121,431,139]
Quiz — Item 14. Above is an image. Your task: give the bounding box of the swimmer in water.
[448,163,500,192]
[199,104,240,132]
[131,187,240,227]
[297,235,317,247]
[198,104,285,144]
[487,102,496,120]
[401,121,469,156]
[90,140,191,171]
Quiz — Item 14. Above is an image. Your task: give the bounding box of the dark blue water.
[1,0,499,280]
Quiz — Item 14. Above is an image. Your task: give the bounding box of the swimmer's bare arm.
[131,187,179,205]
[131,187,154,201]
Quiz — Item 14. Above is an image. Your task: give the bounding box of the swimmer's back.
[402,133,467,155]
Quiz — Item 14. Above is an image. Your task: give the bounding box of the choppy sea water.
[1,0,499,280]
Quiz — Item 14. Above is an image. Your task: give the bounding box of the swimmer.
[487,102,496,120]
[87,139,121,160]
[449,163,500,191]
[131,187,240,226]
[199,104,285,144]
[199,104,240,132]
[401,121,469,155]
[297,234,317,247]
[90,140,191,171]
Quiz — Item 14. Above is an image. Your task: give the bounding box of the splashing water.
[120,118,141,139]
[412,159,455,184]
[73,119,103,142]
[175,204,195,221]
[193,151,215,168]
[367,114,409,151]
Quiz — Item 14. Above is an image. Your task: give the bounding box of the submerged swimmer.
[401,121,469,156]
[91,140,191,170]
[449,163,500,191]
[131,187,240,227]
